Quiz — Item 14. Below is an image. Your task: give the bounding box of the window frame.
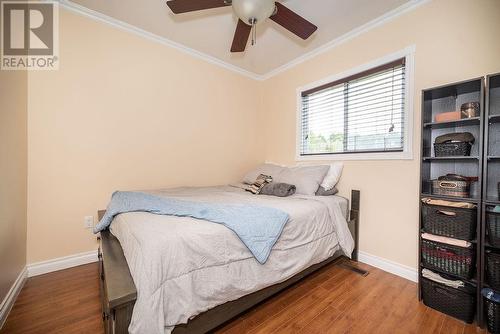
[296,46,415,161]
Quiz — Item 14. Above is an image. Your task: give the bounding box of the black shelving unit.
[480,73,500,331]
[418,77,485,325]
[423,117,481,129]
[483,74,500,203]
[423,156,480,161]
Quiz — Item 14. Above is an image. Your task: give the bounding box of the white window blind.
[300,58,406,156]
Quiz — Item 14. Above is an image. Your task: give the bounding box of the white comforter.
[109,185,354,334]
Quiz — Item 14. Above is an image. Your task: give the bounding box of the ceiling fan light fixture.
[231,0,275,26]
[166,0,318,52]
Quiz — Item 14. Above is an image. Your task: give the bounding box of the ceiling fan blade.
[231,19,251,52]
[270,2,317,40]
[166,0,231,14]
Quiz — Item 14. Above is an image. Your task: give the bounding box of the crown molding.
[260,0,431,80]
[52,0,430,81]
[55,0,263,80]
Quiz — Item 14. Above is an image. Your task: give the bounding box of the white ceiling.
[69,0,413,75]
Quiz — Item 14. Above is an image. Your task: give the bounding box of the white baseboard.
[0,267,27,329]
[0,251,98,328]
[27,250,98,277]
[358,251,418,282]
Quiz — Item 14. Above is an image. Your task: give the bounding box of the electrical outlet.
[84,216,94,229]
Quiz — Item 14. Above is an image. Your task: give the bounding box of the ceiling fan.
[166,0,318,52]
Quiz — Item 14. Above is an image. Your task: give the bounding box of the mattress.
[109,185,354,334]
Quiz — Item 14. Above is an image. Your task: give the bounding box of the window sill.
[295,150,413,161]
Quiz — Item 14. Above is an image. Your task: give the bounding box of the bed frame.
[97,190,360,334]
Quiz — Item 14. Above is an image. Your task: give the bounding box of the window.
[298,55,411,159]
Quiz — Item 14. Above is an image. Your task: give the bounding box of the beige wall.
[0,69,27,301]
[26,10,262,262]
[25,0,500,271]
[259,0,500,268]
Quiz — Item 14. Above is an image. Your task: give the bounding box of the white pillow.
[242,163,285,184]
[320,162,344,191]
[274,165,329,195]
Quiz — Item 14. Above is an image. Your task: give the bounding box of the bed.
[97,185,360,334]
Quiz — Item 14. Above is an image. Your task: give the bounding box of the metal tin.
[461,102,480,118]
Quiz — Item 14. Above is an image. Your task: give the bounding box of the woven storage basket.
[421,203,476,240]
[487,252,500,291]
[432,179,470,198]
[485,296,500,334]
[421,239,475,279]
[434,142,472,157]
[421,277,475,323]
[487,211,500,248]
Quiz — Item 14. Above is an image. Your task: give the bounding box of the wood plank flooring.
[1,263,103,334]
[1,261,487,334]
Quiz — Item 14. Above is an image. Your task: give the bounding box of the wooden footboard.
[98,189,361,334]
[98,230,136,334]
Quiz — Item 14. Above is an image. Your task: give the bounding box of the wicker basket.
[487,211,500,248]
[487,252,500,291]
[421,277,475,323]
[432,179,471,198]
[421,239,475,279]
[434,142,472,157]
[484,294,500,334]
[421,203,476,240]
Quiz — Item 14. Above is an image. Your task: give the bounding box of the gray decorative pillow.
[274,165,329,195]
[316,186,339,196]
[260,183,296,197]
[242,163,284,184]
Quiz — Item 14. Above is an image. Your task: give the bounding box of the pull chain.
[250,18,257,46]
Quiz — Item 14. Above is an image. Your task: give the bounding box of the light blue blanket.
[94,191,290,264]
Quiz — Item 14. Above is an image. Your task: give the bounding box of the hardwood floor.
[1,263,103,334]
[1,261,487,334]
